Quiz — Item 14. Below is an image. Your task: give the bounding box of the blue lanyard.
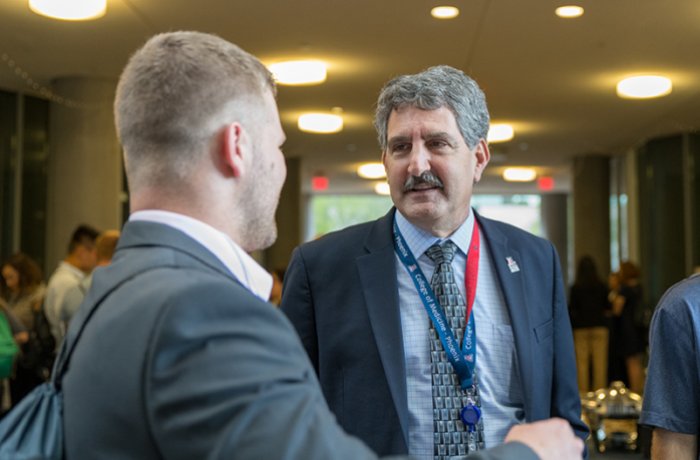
[393,220,479,390]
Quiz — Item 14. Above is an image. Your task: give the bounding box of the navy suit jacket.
[281,209,589,456]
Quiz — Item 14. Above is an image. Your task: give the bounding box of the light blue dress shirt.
[394,209,525,459]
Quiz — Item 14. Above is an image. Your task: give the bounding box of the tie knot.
[426,240,457,265]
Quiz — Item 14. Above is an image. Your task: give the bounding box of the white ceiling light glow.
[29,0,106,20]
[555,6,584,18]
[431,6,459,19]
[616,75,673,99]
[487,124,515,143]
[298,113,343,134]
[503,167,537,182]
[268,60,327,86]
[357,163,386,179]
[374,182,391,195]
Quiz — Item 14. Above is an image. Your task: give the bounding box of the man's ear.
[222,122,248,178]
[473,139,490,183]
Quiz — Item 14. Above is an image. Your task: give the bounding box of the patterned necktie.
[426,241,484,459]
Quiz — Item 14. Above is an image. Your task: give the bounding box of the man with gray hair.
[282,65,588,459]
[59,34,581,460]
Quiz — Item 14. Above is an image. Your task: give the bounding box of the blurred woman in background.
[569,256,611,392]
[610,261,645,394]
[0,252,46,405]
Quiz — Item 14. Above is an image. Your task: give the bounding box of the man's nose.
[407,145,430,177]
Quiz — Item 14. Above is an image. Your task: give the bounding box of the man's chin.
[397,203,441,223]
[252,229,277,252]
[241,222,277,253]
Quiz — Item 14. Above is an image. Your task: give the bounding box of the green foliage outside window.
[311,195,393,239]
[309,194,543,241]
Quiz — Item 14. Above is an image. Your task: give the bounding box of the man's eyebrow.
[387,135,411,145]
[387,131,458,146]
[423,131,456,142]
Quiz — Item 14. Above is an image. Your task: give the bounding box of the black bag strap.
[50,264,155,389]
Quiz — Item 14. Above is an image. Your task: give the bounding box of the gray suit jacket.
[281,209,588,457]
[62,220,539,460]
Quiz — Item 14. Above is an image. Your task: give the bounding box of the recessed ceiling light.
[268,60,327,86]
[357,163,386,179]
[487,124,515,143]
[503,167,537,182]
[298,113,343,133]
[374,182,391,195]
[431,6,460,19]
[555,5,584,18]
[29,0,106,20]
[616,75,673,99]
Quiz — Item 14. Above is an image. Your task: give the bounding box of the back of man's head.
[66,224,100,273]
[68,224,99,255]
[95,230,120,265]
[115,31,276,192]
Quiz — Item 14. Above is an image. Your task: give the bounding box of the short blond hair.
[115,31,275,190]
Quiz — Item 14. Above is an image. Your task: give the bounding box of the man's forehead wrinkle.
[388,130,454,142]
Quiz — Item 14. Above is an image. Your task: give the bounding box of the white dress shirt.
[129,210,272,301]
[45,261,86,348]
[394,209,524,459]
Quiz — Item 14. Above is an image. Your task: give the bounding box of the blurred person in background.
[268,268,285,306]
[0,252,46,405]
[59,229,121,327]
[0,302,26,415]
[609,261,645,394]
[569,255,611,392]
[44,224,99,347]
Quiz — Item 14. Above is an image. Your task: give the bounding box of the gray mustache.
[403,171,444,191]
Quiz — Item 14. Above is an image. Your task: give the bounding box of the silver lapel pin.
[506,256,520,273]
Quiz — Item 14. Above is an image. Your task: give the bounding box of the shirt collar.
[59,261,86,278]
[395,208,474,258]
[129,210,272,301]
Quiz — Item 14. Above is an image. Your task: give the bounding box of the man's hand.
[504,418,584,460]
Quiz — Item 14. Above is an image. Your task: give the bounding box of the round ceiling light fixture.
[616,75,673,99]
[555,5,584,18]
[431,6,460,19]
[268,60,327,86]
[374,182,390,195]
[487,124,515,143]
[357,163,386,179]
[298,113,343,134]
[503,167,537,182]
[29,0,106,20]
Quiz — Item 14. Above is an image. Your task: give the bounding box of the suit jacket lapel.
[356,209,409,446]
[476,213,536,419]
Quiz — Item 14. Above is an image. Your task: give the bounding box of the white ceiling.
[2,0,699,195]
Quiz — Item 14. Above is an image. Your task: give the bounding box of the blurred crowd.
[569,256,647,396]
[0,224,119,414]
